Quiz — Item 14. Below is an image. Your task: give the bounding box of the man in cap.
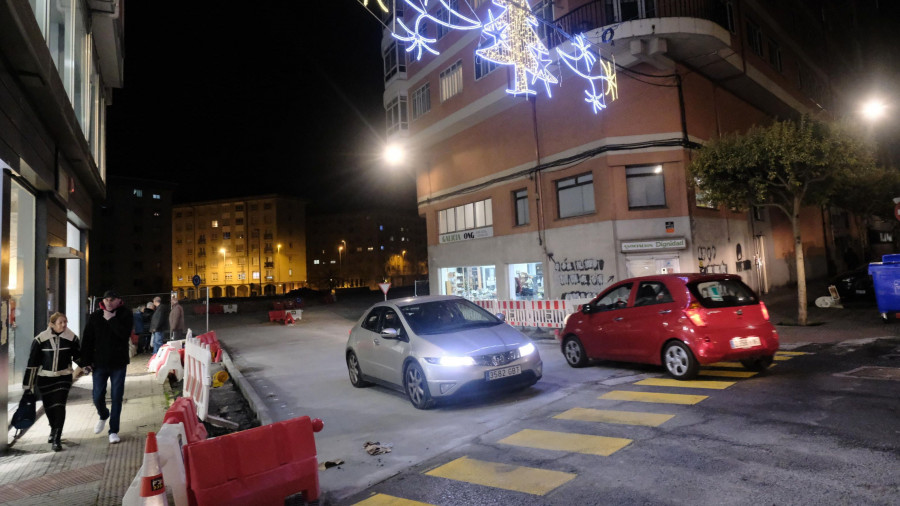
[80,289,133,444]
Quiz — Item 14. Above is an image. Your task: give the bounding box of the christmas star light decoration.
[362,0,389,13]
[476,0,558,96]
[392,0,483,61]
[557,34,618,113]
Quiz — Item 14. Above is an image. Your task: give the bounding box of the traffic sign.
[378,282,391,300]
[192,275,202,287]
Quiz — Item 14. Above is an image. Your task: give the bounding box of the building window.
[314,259,320,265]
[440,60,463,101]
[436,0,458,39]
[133,189,143,197]
[438,198,493,234]
[723,1,735,32]
[746,20,763,57]
[604,0,656,23]
[768,38,782,72]
[211,273,218,281]
[514,189,529,226]
[223,232,231,239]
[475,56,500,80]
[532,0,553,40]
[556,173,595,218]
[386,94,408,135]
[695,184,717,209]
[411,83,431,120]
[211,220,219,228]
[383,41,406,81]
[626,165,666,208]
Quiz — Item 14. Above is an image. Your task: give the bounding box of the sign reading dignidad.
[621,238,687,252]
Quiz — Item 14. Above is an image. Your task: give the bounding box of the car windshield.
[399,299,502,335]
[688,279,759,308]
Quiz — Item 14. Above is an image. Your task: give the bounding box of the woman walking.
[23,312,81,451]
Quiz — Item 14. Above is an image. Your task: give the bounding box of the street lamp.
[338,244,344,287]
[276,243,282,294]
[861,98,888,122]
[219,248,226,289]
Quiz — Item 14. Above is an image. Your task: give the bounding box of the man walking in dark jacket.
[149,295,170,355]
[81,289,133,444]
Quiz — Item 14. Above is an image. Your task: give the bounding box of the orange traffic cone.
[139,432,169,505]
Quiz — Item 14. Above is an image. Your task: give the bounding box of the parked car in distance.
[346,295,542,409]
[829,265,875,302]
[558,274,778,380]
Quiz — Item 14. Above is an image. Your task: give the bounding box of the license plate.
[730,336,761,349]
[486,365,521,381]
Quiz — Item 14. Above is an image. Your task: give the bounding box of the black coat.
[150,303,170,332]
[81,304,133,369]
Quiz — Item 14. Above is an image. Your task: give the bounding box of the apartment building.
[171,195,307,299]
[1,0,125,450]
[90,176,175,295]
[381,0,867,301]
[306,210,427,291]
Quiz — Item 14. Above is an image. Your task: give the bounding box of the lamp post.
[276,243,282,294]
[338,244,344,287]
[219,248,226,294]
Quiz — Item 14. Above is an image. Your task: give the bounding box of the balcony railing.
[547,0,731,49]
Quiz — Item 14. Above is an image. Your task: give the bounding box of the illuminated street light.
[384,143,405,166]
[861,98,888,122]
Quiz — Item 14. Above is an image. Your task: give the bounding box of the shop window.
[440,266,497,300]
[556,173,595,218]
[510,263,543,300]
[626,165,665,208]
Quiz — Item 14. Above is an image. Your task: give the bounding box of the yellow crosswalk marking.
[706,361,743,368]
[699,370,757,378]
[600,390,708,405]
[425,456,576,495]
[354,493,436,506]
[776,351,809,355]
[499,429,632,456]
[773,355,793,361]
[635,378,736,389]
[554,407,674,427]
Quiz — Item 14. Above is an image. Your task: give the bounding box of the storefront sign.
[621,237,687,252]
[440,227,494,244]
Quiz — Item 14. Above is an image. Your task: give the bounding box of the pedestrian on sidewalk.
[149,295,170,355]
[169,294,185,341]
[81,289,133,444]
[23,312,81,451]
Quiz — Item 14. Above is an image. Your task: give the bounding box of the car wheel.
[740,355,774,372]
[563,336,588,368]
[346,351,371,387]
[663,341,699,380]
[404,362,434,409]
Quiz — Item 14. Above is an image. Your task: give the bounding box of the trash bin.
[867,254,900,323]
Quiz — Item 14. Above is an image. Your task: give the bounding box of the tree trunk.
[793,196,808,325]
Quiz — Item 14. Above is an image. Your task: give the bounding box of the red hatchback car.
[558,274,779,379]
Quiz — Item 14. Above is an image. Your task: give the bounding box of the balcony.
[264,262,275,268]
[548,0,731,49]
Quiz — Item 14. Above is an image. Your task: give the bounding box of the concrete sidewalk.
[2,284,897,505]
[2,354,170,505]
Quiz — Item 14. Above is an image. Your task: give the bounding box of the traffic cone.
[284,312,295,326]
[139,432,169,505]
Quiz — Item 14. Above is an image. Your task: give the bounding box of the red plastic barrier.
[272,302,284,311]
[163,397,208,444]
[183,416,323,506]
[192,305,206,315]
[268,310,285,322]
[195,331,222,363]
[209,304,224,314]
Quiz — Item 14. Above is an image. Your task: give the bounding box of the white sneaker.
[94,419,106,434]
[109,433,120,444]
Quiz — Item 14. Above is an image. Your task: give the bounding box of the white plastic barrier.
[151,341,185,384]
[474,298,593,329]
[122,422,189,506]
[222,304,238,313]
[183,335,212,421]
[286,309,302,320]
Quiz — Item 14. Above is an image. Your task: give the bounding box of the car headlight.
[518,343,536,357]
[425,356,476,366]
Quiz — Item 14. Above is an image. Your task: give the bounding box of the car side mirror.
[380,328,400,339]
[581,304,594,314]
[495,313,506,322]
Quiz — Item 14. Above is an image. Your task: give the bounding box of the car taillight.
[683,303,708,327]
[760,301,770,321]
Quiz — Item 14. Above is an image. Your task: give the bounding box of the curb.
[220,349,273,426]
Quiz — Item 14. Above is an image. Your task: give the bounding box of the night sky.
[106,2,411,211]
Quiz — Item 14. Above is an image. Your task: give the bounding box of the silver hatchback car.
[345,295,543,409]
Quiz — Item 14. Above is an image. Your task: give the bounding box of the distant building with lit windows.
[306,210,427,291]
[172,195,307,298]
[380,0,877,301]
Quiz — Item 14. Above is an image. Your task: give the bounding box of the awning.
[47,246,84,260]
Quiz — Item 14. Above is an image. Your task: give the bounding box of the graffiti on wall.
[697,245,728,274]
[553,257,614,300]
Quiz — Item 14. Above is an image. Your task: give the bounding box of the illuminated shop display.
[389,0,618,113]
[441,266,497,300]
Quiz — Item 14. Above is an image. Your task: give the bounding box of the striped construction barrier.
[184,335,213,422]
[474,298,593,329]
